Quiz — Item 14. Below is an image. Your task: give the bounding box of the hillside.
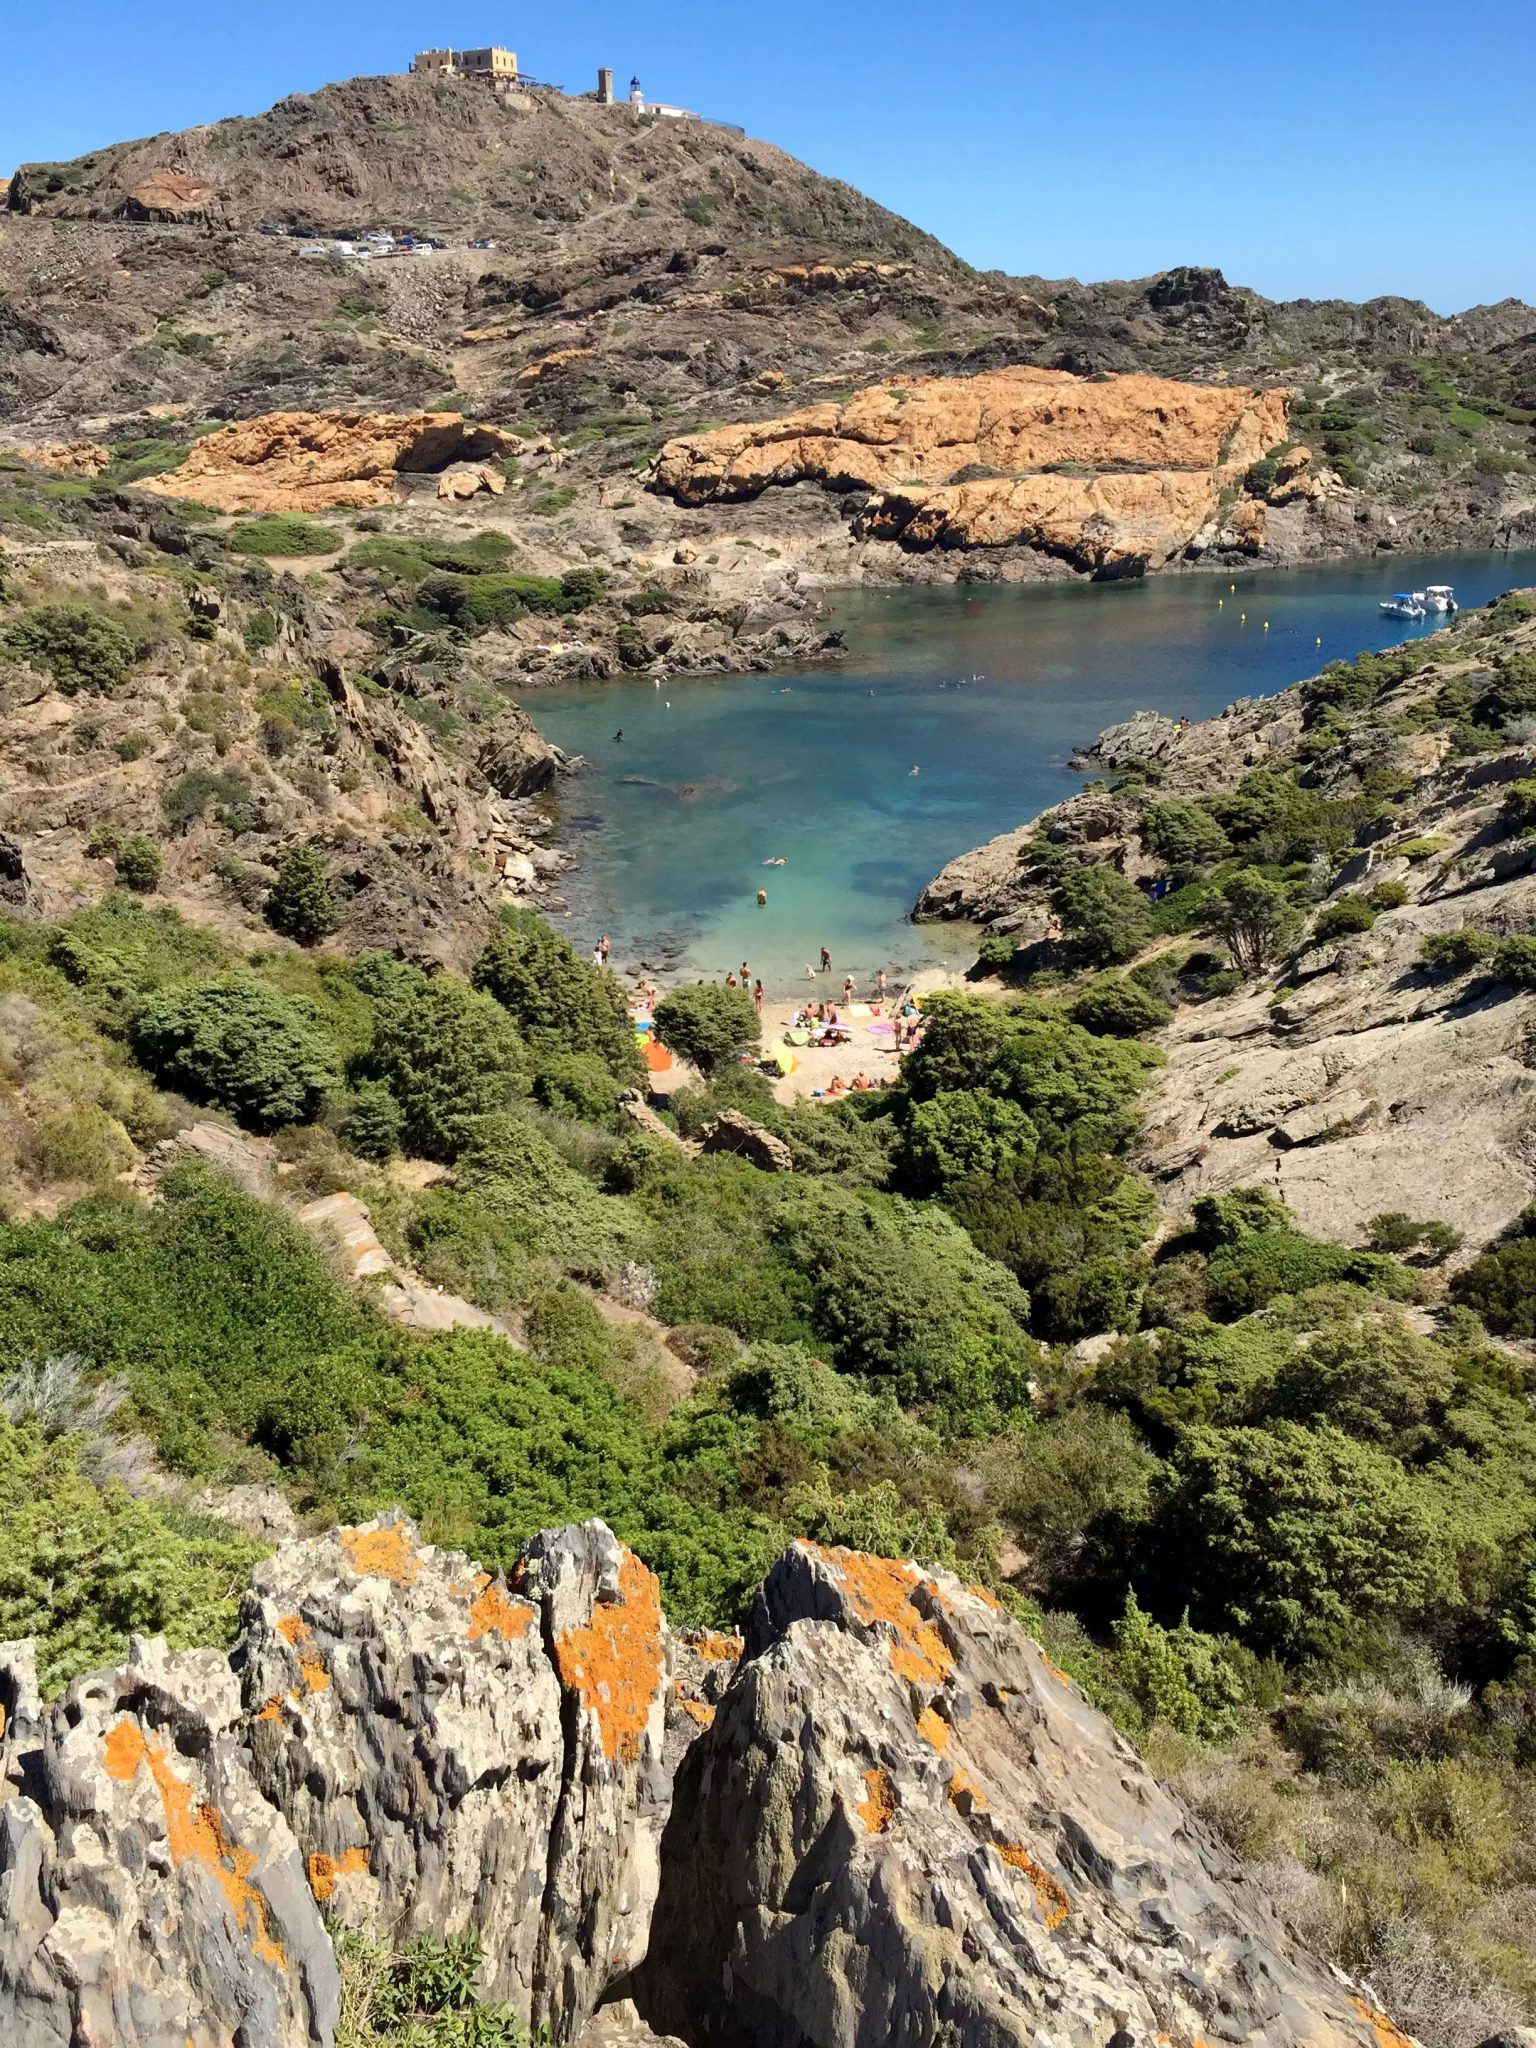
[3,72,1534,588]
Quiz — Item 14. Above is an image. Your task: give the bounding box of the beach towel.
[644,1038,673,1072]
[848,1003,873,1017]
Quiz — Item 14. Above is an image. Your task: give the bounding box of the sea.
[528,550,1536,995]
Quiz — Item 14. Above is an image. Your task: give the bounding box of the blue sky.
[5,0,1533,313]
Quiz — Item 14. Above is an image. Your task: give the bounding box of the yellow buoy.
[1263,620,1269,630]
[1240,612,1246,623]
[1230,583,1236,592]
[1316,636,1322,646]
[1218,598,1224,608]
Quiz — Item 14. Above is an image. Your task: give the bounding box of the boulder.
[698,1109,794,1171]
[242,1513,675,2042]
[654,366,1292,576]
[0,1634,338,2048]
[636,1540,1401,2048]
[0,832,31,909]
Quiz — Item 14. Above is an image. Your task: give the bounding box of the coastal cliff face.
[914,595,1536,1251]
[0,1512,1412,2048]
[652,366,1301,576]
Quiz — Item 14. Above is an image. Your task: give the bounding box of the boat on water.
[1380,592,1427,619]
[1423,584,1458,613]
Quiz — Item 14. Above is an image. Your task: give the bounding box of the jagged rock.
[655,367,1291,576]
[194,1483,300,1545]
[478,706,568,797]
[143,1119,276,1198]
[242,1513,676,2043]
[139,411,523,514]
[1273,1088,1375,1148]
[698,1109,795,1172]
[637,1540,1401,2048]
[0,1634,338,2048]
[619,1090,690,1147]
[0,831,31,908]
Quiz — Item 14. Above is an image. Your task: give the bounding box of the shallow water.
[531,550,1536,995]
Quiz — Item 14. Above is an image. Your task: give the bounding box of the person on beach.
[599,935,611,964]
[806,963,817,981]
[753,978,764,1017]
[741,962,750,984]
[757,889,767,906]
[591,944,603,966]
[726,972,738,987]
[819,946,832,973]
[877,969,888,1000]
[842,976,855,1006]
[827,1074,848,1097]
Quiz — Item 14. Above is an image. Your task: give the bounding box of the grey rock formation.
[243,1512,674,2043]
[637,1541,1398,2048]
[698,1108,795,1172]
[0,1633,338,2048]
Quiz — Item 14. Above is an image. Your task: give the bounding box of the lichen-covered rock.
[0,1634,338,2048]
[637,1541,1403,2048]
[698,1109,795,1172]
[242,1512,673,2044]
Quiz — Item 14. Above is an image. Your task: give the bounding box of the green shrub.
[1366,879,1409,911]
[339,1081,405,1163]
[242,609,280,652]
[364,971,528,1160]
[1500,781,1536,834]
[1394,836,1450,862]
[0,1417,263,1695]
[113,834,163,893]
[1450,1210,1536,1336]
[1364,1212,1463,1261]
[898,1091,1038,1194]
[226,514,340,557]
[1205,1223,1416,1319]
[531,1051,626,1126]
[1206,868,1300,975]
[1069,973,1171,1038]
[1419,927,1498,976]
[263,844,338,945]
[1312,896,1377,943]
[1052,865,1153,964]
[1493,935,1536,990]
[30,1104,135,1184]
[653,983,760,1078]
[335,1931,522,2048]
[1138,800,1232,878]
[473,909,640,1080]
[3,602,136,695]
[161,766,253,833]
[133,978,340,1129]
[1112,1590,1245,1737]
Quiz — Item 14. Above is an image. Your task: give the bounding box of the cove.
[530,549,1536,996]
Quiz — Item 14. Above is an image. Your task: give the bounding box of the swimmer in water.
[613,730,624,742]
[910,764,920,775]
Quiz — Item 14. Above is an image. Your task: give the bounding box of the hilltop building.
[411,47,519,91]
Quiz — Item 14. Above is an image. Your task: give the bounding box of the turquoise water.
[531,551,1536,995]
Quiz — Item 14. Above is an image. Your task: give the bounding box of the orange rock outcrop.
[4,439,111,477]
[654,365,1294,575]
[140,410,522,513]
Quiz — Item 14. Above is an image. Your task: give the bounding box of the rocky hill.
[916,587,1536,1251]
[0,1511,1420,2048]
[3,73,1534,592]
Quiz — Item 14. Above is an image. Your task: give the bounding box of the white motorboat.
[1379,592,1426,619]
[1423,585,1458,613]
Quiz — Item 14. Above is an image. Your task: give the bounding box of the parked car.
[298,244,329,260]
[469,238,498,250]
[258,223,287,237]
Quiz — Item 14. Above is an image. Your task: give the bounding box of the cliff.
[653,365,1302,576]
[914,592,1536,1251]
[0,1512,1416,2048]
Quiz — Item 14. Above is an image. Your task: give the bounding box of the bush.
[1052,866,1153,964]
[1367,879,1410,911]
[339,1081,405,1163]
[653,983,760,1078]
[1112,1590,1245,1737]
[1493,935,1536,990]
[3,602,136,695]
[1069,973,1171,1038]
[133,978,340,1129]
[335,1931,522,2048]
[531,1051,626,1126]
[473,909,640,1081]
[0,1417,263,1695]
[161,766,253,833]
[1206,868,1301,975]
[1312,896,1377,943]
[1419,927,1498,977]
[1450,1211,1536,1336]
[30,1104,135,1184]
[226,514,340,557]
[263,844,338,945]
[113,835,163,893]
[364,970,528,1161]
[1205,1223,1416,1319]
[1499,780,1536,834]
[1365,1213,1463,1261]
[1138,800,1232,878]
[898,1091,1038,1194]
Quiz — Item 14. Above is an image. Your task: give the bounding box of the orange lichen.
[692,1630,744,1662]
[1035,1651,1072,1687]
[965,1582,1004,1611]
[307,1846,370,1902]
[804,1545,954,1689]
[856,1765,897,1835]
[915,1707,950,1752]
[999,1844,1070,1931]
[947,1768,988,1812]
[104,1718,286,1969]
[1350,1997,1417,2048]
[552,1547,664,1765]
[277,1615,310,1645]
[256,1694,285,1724]
[679,1698,716,1729]
[340,1521,421,1586]
[467,1582,534,1643]
[298,1654,331,1694]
